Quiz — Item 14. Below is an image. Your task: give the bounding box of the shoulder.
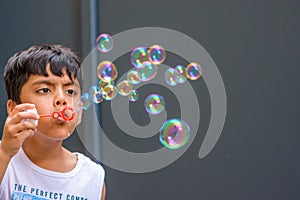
[75,153,106,199]
[75,153,105,176]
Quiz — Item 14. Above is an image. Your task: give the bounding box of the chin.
[35,129,73,141]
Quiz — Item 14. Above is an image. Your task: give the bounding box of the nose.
[54,91,67,107]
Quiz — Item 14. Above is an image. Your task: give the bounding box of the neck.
[23,134,64,159]
[22,134,76,172]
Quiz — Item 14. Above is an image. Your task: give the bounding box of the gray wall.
[0,0,82,128]
[1,0,299,200]
[98,1,300,200]
[0,0,89,152]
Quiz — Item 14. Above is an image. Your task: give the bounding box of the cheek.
[74,109,82,126]
[19,90,32,103]
[35,100,54,115]
[70,94,81,103]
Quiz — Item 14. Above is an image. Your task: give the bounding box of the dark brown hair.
[4,44,82,103]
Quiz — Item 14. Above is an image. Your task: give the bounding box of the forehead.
[27,64,80,86]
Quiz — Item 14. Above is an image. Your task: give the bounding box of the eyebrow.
[31,79,80,88]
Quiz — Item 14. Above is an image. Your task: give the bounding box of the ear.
[7,99,17,115]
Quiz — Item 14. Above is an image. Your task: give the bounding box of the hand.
[0,103,39,159]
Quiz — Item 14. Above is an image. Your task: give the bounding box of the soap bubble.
[137,61,158,82]
[144,94,165,115]
[98,79,115,92]
[159,118,190,149]
[97,61,118,82]
[102,84,118,100]
[175,65,185,75]
[88,85,103,104]
[128,89,139,102]
[130,47,149,68]
[79,93,92,110]
[164,68,180,86]
[96,33,113,53]
[175,65,187,84]
[117,80,133,96]
[186,62,202,80]
[148,44,166,64]
[127,70,141,85]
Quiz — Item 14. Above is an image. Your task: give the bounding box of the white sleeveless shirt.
[0,148,105,200]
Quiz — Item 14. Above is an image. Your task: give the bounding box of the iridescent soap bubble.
[137,62,158,82]
[98,79,114,92]
[159,118,190,149]
[117,80,133,96]
[130,47,149,68]
[127,70,141,85]
[144,94,165,115]
[128,90,139,102]
[175,65,185,75]
[88,85,103,104]
[96,33,113,53]
[164,68,180,86]
[78,93,92,110]
[102,84,118,100]
[97,61,118,82]
[174,65,187,84]
[148,44,166,64]
[185,62,202,80]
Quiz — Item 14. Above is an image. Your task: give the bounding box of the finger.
[4,129,36,151]
[18,121,38,132]
[16,129,36,141]
[8,109,39,125]
[9,103,36,116]
[5,120,37,136]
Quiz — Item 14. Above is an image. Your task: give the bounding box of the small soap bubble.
[175,65,185,75]
[117,80,133,96]
[137,62,158,82]
[186,62,202,80]
[96,33,113,53]
[144,94,165,115]
[159,118,190,149]
[164,68,180,86]
[130,47,149,68]
[129,89,139,102]
[97,61,118,82]
[127,70,141,85]
[148,44,166,64]
[175,65,187,84]
[89,85,103,104]
[79,93,92,110]
[176,76,187,84]
[98,79,114,92]
[102,84,118,100]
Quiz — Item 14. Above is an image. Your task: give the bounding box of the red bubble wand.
[39,107,75,121]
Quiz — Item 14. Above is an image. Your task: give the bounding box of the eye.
[37,88,51,93]
[66,89,78,96]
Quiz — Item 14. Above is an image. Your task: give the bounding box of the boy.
[0,44,106,199]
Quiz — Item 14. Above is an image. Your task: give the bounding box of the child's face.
[19,64,82,139]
